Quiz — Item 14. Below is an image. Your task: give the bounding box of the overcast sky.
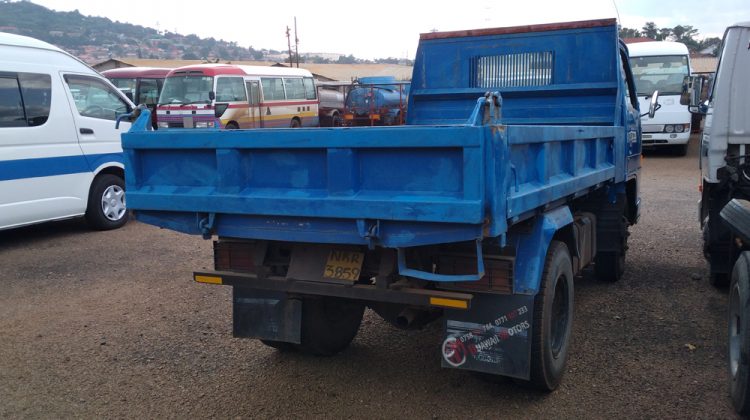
[29,0,749,59]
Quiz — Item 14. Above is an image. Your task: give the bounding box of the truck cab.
[685,23,750,286]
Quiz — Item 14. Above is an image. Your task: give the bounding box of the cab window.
[64,75,129,121]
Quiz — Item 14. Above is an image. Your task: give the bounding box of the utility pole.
[286,26,293,67]
[294,17,299,68]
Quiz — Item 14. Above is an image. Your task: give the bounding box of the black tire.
[85,174,128,230]
[730,252,750,415]
[674,143,688,156]
[595,251,625,282]
[527,241,574,391]
[290,118,301,128]
[297,297,364,356]
[225,122,239,129]
[711,272,731,288]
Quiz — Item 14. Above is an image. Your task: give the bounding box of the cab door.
[246,80,263,128]
[61,73,131,159]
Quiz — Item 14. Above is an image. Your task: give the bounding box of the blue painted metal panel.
[408,22,619,126]
[508,206,574,295]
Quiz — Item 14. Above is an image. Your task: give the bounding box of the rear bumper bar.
[194,270,474,310]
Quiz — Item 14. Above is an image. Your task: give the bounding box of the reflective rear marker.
[195,275,223,285]
[429,297,469,309]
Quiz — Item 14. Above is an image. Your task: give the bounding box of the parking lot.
[0,134,737,418]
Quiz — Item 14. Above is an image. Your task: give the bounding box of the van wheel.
[290,119,301,128]
[225,122,239,129]
[526,240,574,391]
[85,174,128,230]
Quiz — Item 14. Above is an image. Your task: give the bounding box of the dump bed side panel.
[123,125,492,247]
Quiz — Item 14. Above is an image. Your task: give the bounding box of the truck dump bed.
[123,19,625,249]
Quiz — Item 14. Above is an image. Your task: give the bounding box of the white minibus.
[0,32,134,231]
[628,41,692,155]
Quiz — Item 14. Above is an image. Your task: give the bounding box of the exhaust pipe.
[396,308,419,328]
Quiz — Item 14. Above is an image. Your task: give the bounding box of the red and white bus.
[156,64,319,129]
[102,67,170,129]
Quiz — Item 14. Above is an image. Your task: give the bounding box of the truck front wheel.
[298,297,365,356]
[528,241,574,391]
[730,251,750,415]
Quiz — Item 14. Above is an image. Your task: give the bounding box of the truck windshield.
[158,75,213,105]
[629,55,689,96]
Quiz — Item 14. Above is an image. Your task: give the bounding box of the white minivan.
[0,32,134,231]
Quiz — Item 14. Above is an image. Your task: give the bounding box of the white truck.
[684,22,750,415]
[630,41,692,155]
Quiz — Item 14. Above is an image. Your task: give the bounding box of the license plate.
[183,116,194,128]
[323,250,364,281]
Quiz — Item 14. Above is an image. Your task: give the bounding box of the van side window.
[303,77,316,100]
[216,77,247,102]
[64,75,128,121]
[0,76,26,127]
[261,77,285,101]
[283,78,305,100]
[0,72,52,128]
[18,73,51,126]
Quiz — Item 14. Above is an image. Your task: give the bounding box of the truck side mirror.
[214,103,229,118]
[648,90,660,119]
[209,91,216,101]
[682,75,707,114]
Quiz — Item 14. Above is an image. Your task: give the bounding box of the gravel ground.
[0,135,738,418]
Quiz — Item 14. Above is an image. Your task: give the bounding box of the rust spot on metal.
[420,18,617,41]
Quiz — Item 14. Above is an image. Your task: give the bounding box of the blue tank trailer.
[120,18,644,390]
[343,76,410,126]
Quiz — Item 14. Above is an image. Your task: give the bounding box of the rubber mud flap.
[232,288,301,344]
[441,293,534,380]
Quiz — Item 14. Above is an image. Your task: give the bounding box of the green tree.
[619,26,641,39]
[671,25,699,50]
[641,22,659,39]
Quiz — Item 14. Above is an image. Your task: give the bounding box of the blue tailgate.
[122,123,502,248]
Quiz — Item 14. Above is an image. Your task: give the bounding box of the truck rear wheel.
[527,241,574,391]
[730,252,750,415]
[298,297,365,356]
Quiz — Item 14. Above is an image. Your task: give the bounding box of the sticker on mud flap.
[441,294,533,379]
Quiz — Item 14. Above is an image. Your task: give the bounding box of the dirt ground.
[0,135,738,418]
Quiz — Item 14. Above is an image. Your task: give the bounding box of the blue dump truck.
[121,19,647,391]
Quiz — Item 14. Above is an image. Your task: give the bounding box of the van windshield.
[629,55,689,97]
[158,75,213,105]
